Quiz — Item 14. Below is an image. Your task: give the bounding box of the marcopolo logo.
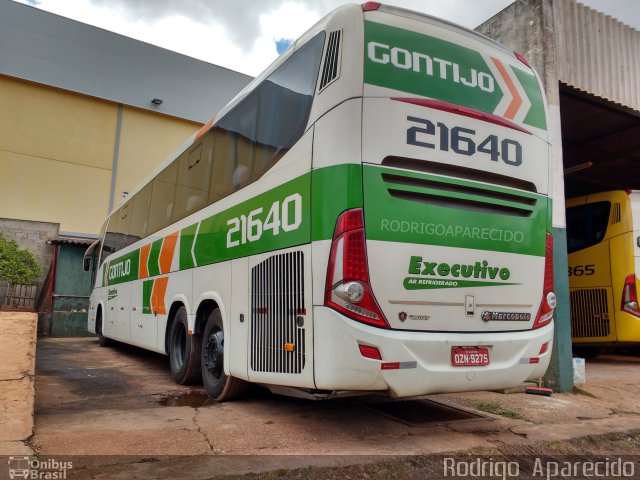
[404,255,517,290]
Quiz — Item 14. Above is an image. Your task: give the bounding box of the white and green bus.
[85,2,556,401]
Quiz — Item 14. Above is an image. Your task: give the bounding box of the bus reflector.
[539,342,549,355]
[284,343,295,352]
[381,362,400,370]
[359,344,382,360]
[533,233,556,329]
[325,209,389,328]
[529,357,540,364]
[621,274,640,317]
[362,2,382,11]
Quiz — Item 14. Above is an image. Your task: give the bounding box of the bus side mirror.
[83,239,100,272]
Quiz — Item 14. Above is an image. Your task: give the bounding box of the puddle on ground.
[157,392,214,408]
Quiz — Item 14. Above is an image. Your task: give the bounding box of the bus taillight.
[621,274,640,317]
[362,2,382,11]
[533,233,556,329]
[325,209,389,328]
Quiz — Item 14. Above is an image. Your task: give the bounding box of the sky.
[12,0,640,76]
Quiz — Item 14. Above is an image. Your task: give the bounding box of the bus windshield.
[566,201,611,254]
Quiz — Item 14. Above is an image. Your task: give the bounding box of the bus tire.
[202,308,248,401]
[169,306,202,385]
[96,314,111,347]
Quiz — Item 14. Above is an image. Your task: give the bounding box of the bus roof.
[372,3,516,60]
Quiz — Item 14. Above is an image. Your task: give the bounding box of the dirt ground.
[28,338,640,479]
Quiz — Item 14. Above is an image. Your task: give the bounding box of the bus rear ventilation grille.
[381,156,537,193]
[318,29,342,91]
[250,251,306,374]
[382,172,537,217]
[570,288,611,339]
[610,202,621,224]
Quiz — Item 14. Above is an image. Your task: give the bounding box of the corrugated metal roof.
[47,238,95,246]
[0,0,252,123]
[554,0,640,114]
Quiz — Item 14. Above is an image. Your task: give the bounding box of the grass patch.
[474,400,524,420]
[569,430,640,453]
[545,440,572,454]
[609,407,639,416]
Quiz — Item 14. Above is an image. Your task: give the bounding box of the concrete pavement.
[29,336,640,477]
[2,313,640,476]
[0,312,36,455]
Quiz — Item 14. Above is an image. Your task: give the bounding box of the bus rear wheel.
[201,308,247,401]
[96,314,111,347]
[169,306,202,385]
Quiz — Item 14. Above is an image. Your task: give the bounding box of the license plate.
[451,347,490,366]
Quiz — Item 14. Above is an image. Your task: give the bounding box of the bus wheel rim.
[205,330,224,380]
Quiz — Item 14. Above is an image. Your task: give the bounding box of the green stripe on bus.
[148,239,162,277]
[102,161,548,281]
[179,224,198,270]
[511,65,547,130]
[363,21,546,131]
[363,164,548,256]
[192,174,311,266]
[365,22,500,117]
[311,163,363,241]
[104,250,139,286]
[142,279,153,314]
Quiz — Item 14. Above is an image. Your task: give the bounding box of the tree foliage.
[0,233,41,284]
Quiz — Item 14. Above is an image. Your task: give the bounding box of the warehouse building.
[477,0,640,390]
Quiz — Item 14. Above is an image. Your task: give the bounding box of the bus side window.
[130,183,152,240]
[216,93,259,192]
[102,205,129,259]
[252,31,325,180]
[209,129,236,203]
[173,133,215,222]
[211,31,326,194]
[147,161,178,234]
[97,221,108,267]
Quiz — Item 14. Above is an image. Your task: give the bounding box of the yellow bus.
[566,190,640,355]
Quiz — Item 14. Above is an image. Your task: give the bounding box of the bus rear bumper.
[313,306,554,397]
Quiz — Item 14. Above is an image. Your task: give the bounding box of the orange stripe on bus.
[491,57,522,120]
[194,116,215,142]
[151,277,169,315]
[159,231,179,274]
[140,244,151,279]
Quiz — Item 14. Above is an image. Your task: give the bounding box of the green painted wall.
[51,244,92,337]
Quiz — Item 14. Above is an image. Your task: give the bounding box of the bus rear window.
[566,201,611,254]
